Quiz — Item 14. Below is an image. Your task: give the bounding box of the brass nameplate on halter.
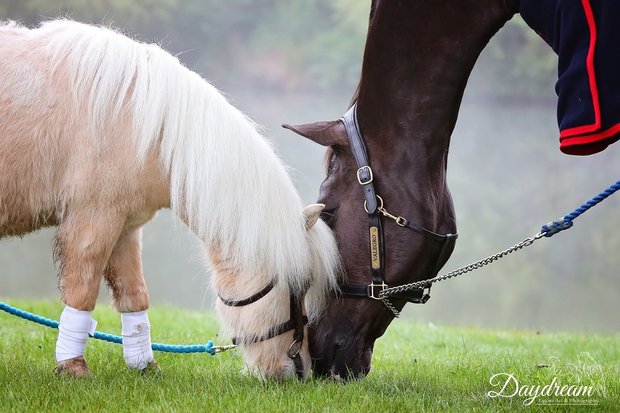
[370,226,380,269]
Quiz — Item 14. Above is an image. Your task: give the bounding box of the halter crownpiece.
[338,104,458,316]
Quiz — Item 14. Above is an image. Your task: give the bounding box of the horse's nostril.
[335,336,353,352]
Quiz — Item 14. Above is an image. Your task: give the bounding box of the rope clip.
[212,344,238,354]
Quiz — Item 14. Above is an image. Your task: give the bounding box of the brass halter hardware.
[367,282,388,300]
[356,165,374,185]
[365,195,408,227]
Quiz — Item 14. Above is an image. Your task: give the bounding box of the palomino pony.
[286,0,620,379]
[0,20,340,379]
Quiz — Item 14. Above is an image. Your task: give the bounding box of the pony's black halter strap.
[218,282,306,379]
[339,104,458,309]
[218,280,276,307]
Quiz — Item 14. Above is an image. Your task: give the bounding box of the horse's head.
[284,110,457,380]
[277,0,519,382]
[213,204,340,380]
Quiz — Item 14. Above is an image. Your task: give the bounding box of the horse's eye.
[320,208,337,224]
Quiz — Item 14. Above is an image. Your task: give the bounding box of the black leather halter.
[338,104,458,312]
[219,281,307,379]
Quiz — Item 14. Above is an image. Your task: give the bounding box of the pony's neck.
[356,0,516,173]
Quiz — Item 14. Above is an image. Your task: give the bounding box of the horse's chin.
[312,349,373,381]
[310,334,373,381]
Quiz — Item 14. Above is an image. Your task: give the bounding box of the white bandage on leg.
[55,305,98,362]
[121,310,154,370]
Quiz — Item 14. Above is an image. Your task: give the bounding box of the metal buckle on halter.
[395,216,407,227]
[403,284,432,304]
[356,166,373,185]
[367,282,387,299]
[420,286,431,304]
[287,339,302,359]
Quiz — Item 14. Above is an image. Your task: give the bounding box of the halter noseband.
[218,281,307,379]
[338,104,458,313]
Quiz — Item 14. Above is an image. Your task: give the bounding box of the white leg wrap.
[121,310,154,370]
[55,306,98,362]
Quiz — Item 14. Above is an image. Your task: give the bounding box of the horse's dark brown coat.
[287,0,518,379]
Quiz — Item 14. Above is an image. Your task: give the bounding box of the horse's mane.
[29,19,339,311]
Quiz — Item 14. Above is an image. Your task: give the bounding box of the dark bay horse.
[289,0,620,380]
[285,0,520,379]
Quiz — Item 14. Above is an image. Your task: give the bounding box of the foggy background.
[1,1,618,333]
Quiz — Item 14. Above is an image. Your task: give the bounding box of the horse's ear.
[282,120,348,147]
[303,204,325,229]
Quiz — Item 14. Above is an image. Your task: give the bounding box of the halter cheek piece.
[218,280,307,379]
[338,104,458,313]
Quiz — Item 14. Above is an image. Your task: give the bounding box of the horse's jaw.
[308,299,392,380]
[311,337,374,381]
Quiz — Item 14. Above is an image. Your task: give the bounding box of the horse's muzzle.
[309,330,373,380]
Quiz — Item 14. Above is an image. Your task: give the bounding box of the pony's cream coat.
[0,19,340,379]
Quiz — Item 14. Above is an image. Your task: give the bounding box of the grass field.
[0,300,617,412]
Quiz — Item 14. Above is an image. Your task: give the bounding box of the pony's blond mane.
[29,19,339,315]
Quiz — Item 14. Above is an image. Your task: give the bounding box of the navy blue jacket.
[519,0,620,155]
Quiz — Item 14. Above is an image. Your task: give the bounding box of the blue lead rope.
[0,301,217,355]
[540,180,620,237]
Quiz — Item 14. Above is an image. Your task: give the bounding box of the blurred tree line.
[1,0,370,93]
[1,0,555,99]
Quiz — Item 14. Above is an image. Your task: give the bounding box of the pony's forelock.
[305,218,342,321]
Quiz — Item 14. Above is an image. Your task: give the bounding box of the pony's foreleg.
[54,213,124,377]
[104,227,156,372]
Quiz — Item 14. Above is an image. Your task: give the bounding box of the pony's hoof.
[140,360,160,376]
[54,356,92,378]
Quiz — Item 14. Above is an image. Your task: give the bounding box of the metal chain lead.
[379,232,545,317]
[381,297,401,317]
